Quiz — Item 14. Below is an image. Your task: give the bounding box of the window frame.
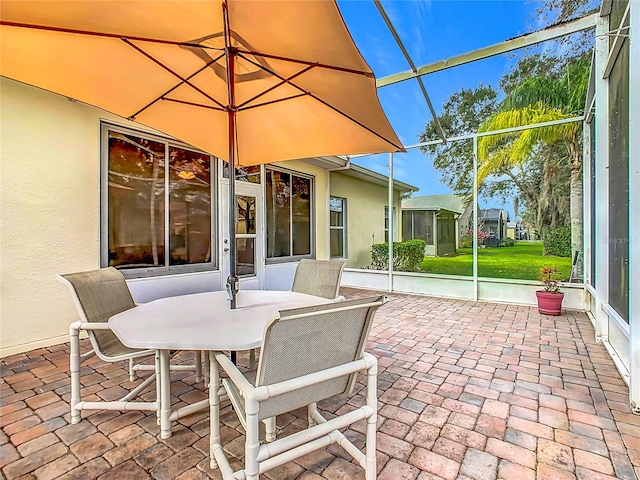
[100,122,218,278]
[264,165,315,264]
[329,196,347,259]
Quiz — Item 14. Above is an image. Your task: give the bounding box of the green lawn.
[419,242,572,281]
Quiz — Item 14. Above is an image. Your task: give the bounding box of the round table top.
[109,290,332,351]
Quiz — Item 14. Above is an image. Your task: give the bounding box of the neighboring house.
[330,165,417,268]
[401,194,473,256]
[507,221,529,240]
[477,209,510,242]
[0,79,412,356]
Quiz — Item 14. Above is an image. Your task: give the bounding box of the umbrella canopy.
[0,0,403,165]
[1,0,404,306]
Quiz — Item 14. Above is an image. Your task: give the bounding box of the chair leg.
[195,350,203,383]
[69,326,81,424]
[365,359,378,480]
[129,358,136,382]
[307,403,317,427]
[264,417,276,442]
[244,398,260,480]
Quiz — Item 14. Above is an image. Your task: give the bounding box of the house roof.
[479,208,509,221]
[401,194,467,214]
[332,162,419,193]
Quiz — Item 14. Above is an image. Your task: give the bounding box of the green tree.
[419,85,498,197]
[478,57,590,276]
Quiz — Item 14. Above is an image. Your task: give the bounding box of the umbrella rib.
[240,93,308,111]
[235,48,373,78]
[161,97,225,111]
[236,63,315,110]
[0,21,216,49]
[122,39,226,112]
[129,55,225,119]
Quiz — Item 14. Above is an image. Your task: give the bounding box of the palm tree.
[478,58,589,277]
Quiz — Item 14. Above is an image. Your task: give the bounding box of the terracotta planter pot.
[536,290,565,316]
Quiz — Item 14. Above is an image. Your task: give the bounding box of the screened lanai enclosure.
[336,0,639,414]
[0,0,637,418]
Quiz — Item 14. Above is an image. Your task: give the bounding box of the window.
[102,125,216,274]
[330,197,346,258]
[266,167,313,261]
[384,206,397,242]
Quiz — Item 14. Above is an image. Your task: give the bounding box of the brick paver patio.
[1,288,639,479]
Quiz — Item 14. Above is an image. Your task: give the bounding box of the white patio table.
[109,290,332,438]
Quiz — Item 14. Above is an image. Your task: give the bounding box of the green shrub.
[499,237,515,247]
[543,226,571,257]
[370,239,426,272]
[459,233,473,248]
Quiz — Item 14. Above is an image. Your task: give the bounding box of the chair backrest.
[57,267,135,358]
[291,259,346,299]
[255,295,386,421]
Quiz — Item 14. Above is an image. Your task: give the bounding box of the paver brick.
[378,458,419,480]
[459,448,498,480]
[405,421,440,449]
[409,447,460,480]
[537,438,575,472]
[497,460,535,480]
[33,453,79,480]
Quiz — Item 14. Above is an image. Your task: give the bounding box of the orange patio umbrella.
[0,0,404,306]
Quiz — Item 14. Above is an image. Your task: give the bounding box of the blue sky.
[336,0,545,215]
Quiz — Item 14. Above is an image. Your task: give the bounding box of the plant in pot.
[536,266,565,315]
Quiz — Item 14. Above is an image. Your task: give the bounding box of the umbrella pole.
[223,2,239,310]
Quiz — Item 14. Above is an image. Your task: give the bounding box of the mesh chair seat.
[291,259,346,299]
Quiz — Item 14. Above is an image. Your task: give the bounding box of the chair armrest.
[213,351,255,393]
[70,321,113,331]
[252,355,376,402]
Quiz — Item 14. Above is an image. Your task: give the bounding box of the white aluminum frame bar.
[372,0,446,142]
[602,4,630,79]
[377,13,598,88]
[628,0,639,414]
[472,137,479,301]
[388,152,393,292]
[594,14,610,342]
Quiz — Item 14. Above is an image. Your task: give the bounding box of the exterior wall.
[330,171,403,268]
[1,79,118,355]
[0,79,331,356]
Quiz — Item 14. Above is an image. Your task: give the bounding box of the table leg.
[209,351,220,469]
[159,349,172,439]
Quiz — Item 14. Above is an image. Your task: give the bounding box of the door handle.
[224,247,230,252]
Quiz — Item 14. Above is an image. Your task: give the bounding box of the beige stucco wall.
[1,79,104,355]
[330,171,403,268]
[0,79,331,356]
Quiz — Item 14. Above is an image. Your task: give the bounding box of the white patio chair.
[291,258,346,299]
[209,295,386,480]
[244,259,347,370]
[57,267,202,424]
